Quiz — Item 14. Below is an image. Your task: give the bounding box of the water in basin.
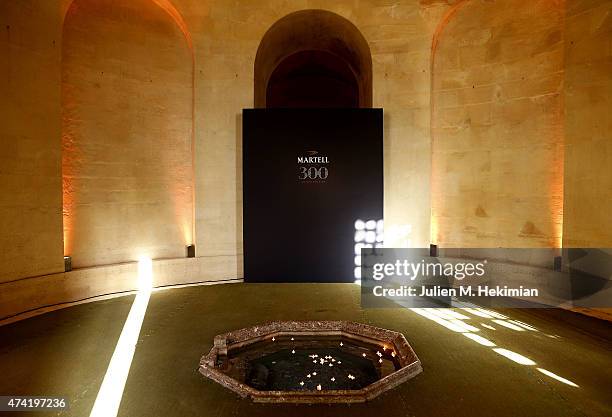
[219,335,399,392]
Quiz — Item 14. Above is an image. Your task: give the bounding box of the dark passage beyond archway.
[266,50,359,108]
[254,10,372,108]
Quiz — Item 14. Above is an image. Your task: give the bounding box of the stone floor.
[0,283,611,417]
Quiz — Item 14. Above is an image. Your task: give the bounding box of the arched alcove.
[254,10,372,108]
[430,0,564,248]
[61,0,194,267]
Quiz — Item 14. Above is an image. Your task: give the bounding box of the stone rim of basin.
[198,320,422,403]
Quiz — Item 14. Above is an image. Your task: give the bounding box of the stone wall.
[0,0,610,319]
[431,0,565,248]
[189,0,450,262]
[0,256,237,321]
[0,1,64,283]
[563,0,612,248]
[0,0,452,315]
[62,0,194,267]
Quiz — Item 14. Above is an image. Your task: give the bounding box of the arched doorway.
[244,11,381,283]
[254,9,372,108]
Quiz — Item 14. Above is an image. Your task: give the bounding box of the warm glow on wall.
[429,216,439,247]
[549,114,565,249]
[429,0,566,249]
[428,0,468,248]
[150,0,197,248]
[61,0,196,266]
[170,180,194,246]
[150,0,193,50]
[61,120,79,257]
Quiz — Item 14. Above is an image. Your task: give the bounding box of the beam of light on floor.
[476,308,508,319]
[408,308,578,388]
[89,257,153,417]
[492,319,525,331]
[463,333,496,347]
[426,309,480,332]
[508,320,538,331]
[410,308,467,333]
[537,368,579,387]
[463,308,495,318]
[438,309,470,320]
[492,348,536,365]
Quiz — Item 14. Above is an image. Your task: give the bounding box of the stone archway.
[254,10,372,108]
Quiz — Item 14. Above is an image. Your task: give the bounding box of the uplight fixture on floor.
[64,256,72,272]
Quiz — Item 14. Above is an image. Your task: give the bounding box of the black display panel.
[243,108,383,283]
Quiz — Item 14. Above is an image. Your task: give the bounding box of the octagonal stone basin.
[198,321,422,403]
